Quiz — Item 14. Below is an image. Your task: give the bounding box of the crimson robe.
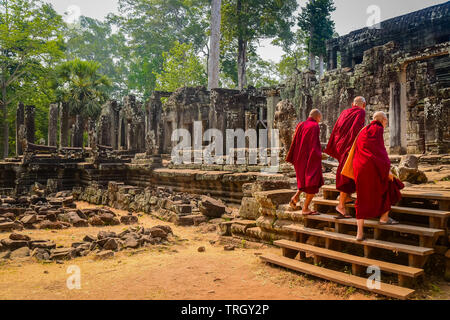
[286,117,324,194]
[353,120,394,219]
[324,105,366,194]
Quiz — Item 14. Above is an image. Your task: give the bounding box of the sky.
[45,0,448,62]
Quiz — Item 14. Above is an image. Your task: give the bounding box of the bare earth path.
[0,202,448,300]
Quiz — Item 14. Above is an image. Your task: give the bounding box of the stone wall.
[326,2,450,70]
[282,42,450,154]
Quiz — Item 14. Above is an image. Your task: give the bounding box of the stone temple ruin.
[0,3,450,298]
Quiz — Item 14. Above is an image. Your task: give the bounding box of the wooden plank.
[321,185,450,201]
[300,211,445,238]
[284,225,434,256]
[274,240,424,277]
[260,253,415,300]
[312,197,450,218]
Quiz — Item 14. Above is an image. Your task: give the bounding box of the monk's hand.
[388,173,394,181]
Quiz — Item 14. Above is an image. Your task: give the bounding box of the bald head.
[353,96,366,109]
[373,111,388,128]
[309,109,322,122]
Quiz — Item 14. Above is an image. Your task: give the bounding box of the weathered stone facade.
[282,3,450,155]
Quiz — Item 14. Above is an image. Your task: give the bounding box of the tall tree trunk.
[237,38,247,90]
[237,0,247,91]
[309,52,316,71]
[208,0,221,90]
[319,54,324,78]
[1,83,8,159]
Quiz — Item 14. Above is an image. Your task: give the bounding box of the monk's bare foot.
[289,196,299,210]
[302,210,319,216]
[335,206,352,219]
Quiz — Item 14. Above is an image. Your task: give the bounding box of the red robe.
[324,105,366,194]
[353,120,392,219]
[286,117,324,194]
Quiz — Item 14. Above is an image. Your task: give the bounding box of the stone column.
[59,102,69,148]
[266,89,281,147]
[389,82,402,153]
[71,115,84,148]
[110,101,120,150]
[15,103,25,155]
[127,122,133,151]
[48,104,58,147]
[24,105,35,144]
[266,89,281,131]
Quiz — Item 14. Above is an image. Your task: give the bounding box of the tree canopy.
[53,59,111,120]
[298,0,336,63]
[221,0,298,89]
[0,0,339,156]
[155,42,207,92]
[0,0,65,157]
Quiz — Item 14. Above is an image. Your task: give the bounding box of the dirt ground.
[0,202,449,300]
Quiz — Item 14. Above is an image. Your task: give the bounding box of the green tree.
[298,0,336,76]
[221,0,298,90]
[0,0,64,157]
[155,42,207,92]
[110,0,210,99]
[54,59,111,120]
[275,29,309,79]
[246,53,279,88]
[64,16,129,99]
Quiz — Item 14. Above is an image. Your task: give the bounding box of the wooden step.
[322,185,450,210]
[312,197,450,219]
[284,224,434,268]
[300,208,445,240]
[274,240,424,278]
[260,253,415,299]
[322,185,450,201]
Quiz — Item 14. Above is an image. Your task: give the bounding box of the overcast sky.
[45,0,448,62]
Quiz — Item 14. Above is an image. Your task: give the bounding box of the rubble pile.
[0,225,173,262]
[0,191,139,233]
[77,182,235,226]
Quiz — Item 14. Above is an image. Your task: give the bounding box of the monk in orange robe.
[286,109,324,215]
[324,97,366,218]
[353,111,401,241]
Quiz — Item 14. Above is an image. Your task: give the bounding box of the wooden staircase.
[260,185,450,299]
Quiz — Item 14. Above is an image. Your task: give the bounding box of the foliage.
[155,42,207,92]
[221,0,298,48]
[275,29,309,80]
[0,0,65,156]
[65,16,129,99]
[246,53,279,88]
[298,0,336,57]
[221,0,298,88]
[109,0,210,99]
[53,59,111,120]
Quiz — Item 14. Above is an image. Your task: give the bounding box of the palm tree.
[54,59,111,147]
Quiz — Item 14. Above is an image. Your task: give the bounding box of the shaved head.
[373,111,388,128]
[373,111,387,122]
[353,96,366,109]
[309,109,322,121]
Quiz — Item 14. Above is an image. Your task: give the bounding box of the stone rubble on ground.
[0,224,174,262]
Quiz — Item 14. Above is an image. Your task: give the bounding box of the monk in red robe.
[286,109,324,215]
[353,112,400,241]
[324,97,366,218]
